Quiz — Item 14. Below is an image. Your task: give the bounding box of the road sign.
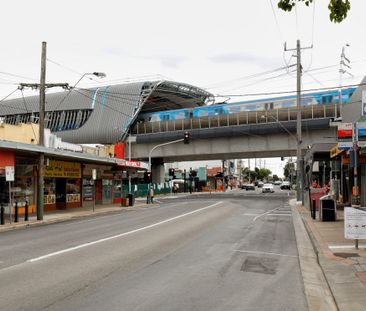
[5,166,14,181]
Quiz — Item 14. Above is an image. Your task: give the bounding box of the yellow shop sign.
[45,160,81,178]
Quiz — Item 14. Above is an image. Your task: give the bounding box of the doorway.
[56,179,66,209]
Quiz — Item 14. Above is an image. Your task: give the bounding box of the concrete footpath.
[292,199,366,311]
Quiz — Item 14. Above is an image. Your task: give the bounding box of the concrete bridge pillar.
[151,158,165,184]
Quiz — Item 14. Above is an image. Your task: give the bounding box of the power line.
[216,81,364,98]
[268,0,284,43]
[0,71,38,81]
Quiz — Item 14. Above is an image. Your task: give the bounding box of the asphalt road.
[0,189,307,311]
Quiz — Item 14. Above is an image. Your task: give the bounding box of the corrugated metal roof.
[0,80,213,144]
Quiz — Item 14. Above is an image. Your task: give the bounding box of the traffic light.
[144,171,152,183]
[169,168,175,176]
[184,131,190,144]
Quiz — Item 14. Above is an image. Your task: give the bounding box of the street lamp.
[147,138,185,203]
[72,72,106,88]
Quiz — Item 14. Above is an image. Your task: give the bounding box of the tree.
[257,168,272,180]
[273,174,280,181]
[277,0,351,23]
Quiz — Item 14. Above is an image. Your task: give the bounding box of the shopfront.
[44,160,81,210]
[82,164,114,207]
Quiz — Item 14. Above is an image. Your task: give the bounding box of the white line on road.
[27,201,223,263]
[233,249,298,258]
[253,207,279,222]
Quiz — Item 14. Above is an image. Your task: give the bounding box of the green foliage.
[272,174,280,181]
[257,168,272,180]
[277,0,350,23]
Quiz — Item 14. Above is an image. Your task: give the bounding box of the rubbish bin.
[128,194,135,206]
[320,195,336,221]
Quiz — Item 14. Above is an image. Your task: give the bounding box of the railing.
[132,103,341,135]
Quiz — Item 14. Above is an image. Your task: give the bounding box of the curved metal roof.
[0,80,213,144]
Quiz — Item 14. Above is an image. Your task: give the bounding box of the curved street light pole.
[147,138,184,203]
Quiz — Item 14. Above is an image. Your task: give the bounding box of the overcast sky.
[1,0,365,176]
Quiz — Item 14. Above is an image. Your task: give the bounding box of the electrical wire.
[269,0,284,44]
[216,81,366,98]
[0,71,38,81]
[203,65,290,90]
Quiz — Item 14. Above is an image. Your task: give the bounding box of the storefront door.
[102,180,112,204]
[56,179,66,209]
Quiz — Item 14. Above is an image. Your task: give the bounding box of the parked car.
[262,183,274,193]
[274,180,282,185]
[257,181,264,188]
[245,183,255,191]
[280,181,291,190]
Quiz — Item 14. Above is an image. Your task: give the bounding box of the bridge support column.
[151,158,165,184]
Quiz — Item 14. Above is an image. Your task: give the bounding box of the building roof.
[0,80,213,144]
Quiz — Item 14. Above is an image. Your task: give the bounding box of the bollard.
[24,200,29,221]
[0,204,4,225]
[14,201,18,223]
[312,199,316,220]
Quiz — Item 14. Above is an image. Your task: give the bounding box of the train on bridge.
[138,87,355,123]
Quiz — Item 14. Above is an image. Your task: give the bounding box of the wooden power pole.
[20,42,69,220]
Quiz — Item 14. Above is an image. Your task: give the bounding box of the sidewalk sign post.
[5,166,14,224]
[92,169,96,212]
[344,207,366,249]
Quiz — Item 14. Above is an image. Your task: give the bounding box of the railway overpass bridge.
[128,103,340,182]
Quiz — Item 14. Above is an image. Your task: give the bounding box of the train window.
[321,95,333,104]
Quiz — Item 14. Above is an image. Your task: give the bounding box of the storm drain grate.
[241,256,279,275]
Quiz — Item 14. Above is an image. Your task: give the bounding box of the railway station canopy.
[0,80,213,144]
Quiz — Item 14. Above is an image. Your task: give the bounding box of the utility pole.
[285,40,312,202]
[19,42,69,220]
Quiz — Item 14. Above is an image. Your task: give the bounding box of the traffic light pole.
[147,138,184,203]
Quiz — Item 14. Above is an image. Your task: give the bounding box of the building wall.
[0,123,39,144]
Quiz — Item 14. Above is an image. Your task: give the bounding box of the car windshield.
[264,184,272,187]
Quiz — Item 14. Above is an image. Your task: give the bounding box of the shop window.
[44,179,56,205]
[66,179,81,203]
[14,165,35,205]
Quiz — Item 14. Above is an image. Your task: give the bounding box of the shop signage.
[362,91,366,116]
[338,142,353,151]
[357,122,366,147]
[337,123,353,140]
[45,160,81,178]
[0,150,15,168]
[345,207,366,239]
[330,145,342,158]
[5,166,14,181]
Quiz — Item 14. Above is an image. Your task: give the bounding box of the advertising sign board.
[345,207,366,239]
[5,166,14,181]
[337,123,353,139]
[362,91,366,116]
[338,142,353,150]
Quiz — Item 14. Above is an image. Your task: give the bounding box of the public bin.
[128,194,135,206]
[320,195,336,221]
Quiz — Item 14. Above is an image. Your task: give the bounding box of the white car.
[262,183,274,193]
